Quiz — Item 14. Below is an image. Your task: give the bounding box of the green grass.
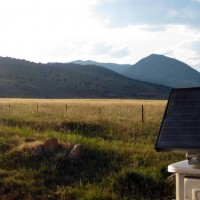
[0,99,184,199]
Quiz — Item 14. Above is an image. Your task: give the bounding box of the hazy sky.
[0,0,200,70]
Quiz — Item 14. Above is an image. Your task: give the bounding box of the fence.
[0,100,166,124]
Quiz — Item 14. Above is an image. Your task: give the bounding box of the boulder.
[43,138,59,153]
[167,174,176,183]
[68,144,85,162]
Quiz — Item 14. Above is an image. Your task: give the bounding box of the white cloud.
[0,0,101,62]
[157,41,200,71]
[156,26,200,70]
[0,0,200,71]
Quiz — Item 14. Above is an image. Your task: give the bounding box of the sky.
[0,0,200,71]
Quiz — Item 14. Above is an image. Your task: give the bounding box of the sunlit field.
[0,99,184,200]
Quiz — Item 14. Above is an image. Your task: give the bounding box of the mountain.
[0,56,169,99]
[71,60,131,74]
[122,54,200,88]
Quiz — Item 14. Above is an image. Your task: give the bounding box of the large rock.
[43,138,59,153]
[68,144,85,162]
[167,174,176,183]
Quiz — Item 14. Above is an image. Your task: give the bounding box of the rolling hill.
[71,60,131,74]
[74,55,200,88]
[0,56,169,99]
[122,54,200,88]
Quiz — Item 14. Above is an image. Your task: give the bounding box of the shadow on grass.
[0,146,123,199]
[0,143,12,153]
[113,171,174,200]
[1,118,117,140]
[55,121,111,139]
[1,118,160,143]
[1,118,56,132]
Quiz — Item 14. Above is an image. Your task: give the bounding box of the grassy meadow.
[0,99,184,200]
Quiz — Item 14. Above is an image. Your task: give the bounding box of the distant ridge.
[0,56,169,99]
[71,60,131,74]
[73,55,200,88]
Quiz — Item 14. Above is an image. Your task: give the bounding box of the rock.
[167,174,176,183]
[43,138,59,153]
[68,144,85,162]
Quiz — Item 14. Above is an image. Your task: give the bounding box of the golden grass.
[14,140,43,153]
[0,98,167,122]
[0,98,182,200]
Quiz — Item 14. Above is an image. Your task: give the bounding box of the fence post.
[65,104,68,118]
[142,105,144,123]
[37,103,39,115]
[98,108,101,120]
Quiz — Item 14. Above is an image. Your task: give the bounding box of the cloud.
[91,43,113,55]
[93,0,200,27]
[91,43,130,58]
[0,0,102,62]
[156,36,200,71]
[0,0,199,71]
[111,47,131,58]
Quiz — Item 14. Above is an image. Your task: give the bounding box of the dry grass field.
[0,99,184,199]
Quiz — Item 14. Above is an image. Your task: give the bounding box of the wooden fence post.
[65,104,68,118]
[37,103,39,115]
[98,108,101,120]
[142,105,144,123]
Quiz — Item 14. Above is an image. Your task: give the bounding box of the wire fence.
[0,100,166,124]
